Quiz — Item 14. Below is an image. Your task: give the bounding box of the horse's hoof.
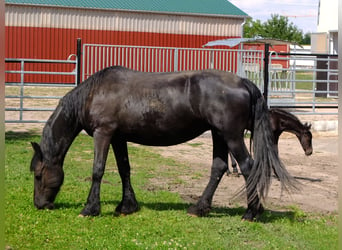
[187,213,199,218]
[242,205,264,221]
[80,205,100,217]
[241,214,255,222]
[114,211,127,217]
[187,204,210,217]
[115,200,139,215]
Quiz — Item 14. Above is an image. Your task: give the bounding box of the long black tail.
[242,79,298,203]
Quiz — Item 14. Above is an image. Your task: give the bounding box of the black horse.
[30,66,297,221]
[228,108,313,175]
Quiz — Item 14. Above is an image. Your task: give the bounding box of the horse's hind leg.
[188,130,228,217]
[80,132,111,216]
[111,137,139,215]
[227,153,239,176]
[227,138,264,221]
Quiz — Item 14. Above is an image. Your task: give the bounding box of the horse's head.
[299,123,313,156]
[30,142,64,209]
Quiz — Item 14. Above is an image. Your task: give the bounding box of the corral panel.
[6,25,237,83]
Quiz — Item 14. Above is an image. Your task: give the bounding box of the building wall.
[313,0,338,54]
[5,5,243,36]
[5,4,244,83]
[317,0,338,32]
[5,4,244,59]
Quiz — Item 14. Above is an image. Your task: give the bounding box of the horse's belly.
[123,126,209,146]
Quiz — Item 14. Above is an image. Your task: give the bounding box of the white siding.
[317,0,338,32]
[5,4,244,37]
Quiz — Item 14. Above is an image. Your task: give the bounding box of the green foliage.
[244,14,309,44]
[302,33,311,45]
[5,132,338,249]
[244,18,264,38]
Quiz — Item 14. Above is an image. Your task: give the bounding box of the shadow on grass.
[56,199,297,222]
[257,209,298,223]
[204,206,297,223]
[5,130,41,142]
[54,202,86,210]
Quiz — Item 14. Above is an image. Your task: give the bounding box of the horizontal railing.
[5,57,78,123]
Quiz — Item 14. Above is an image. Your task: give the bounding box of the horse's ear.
[304,122,312,130]
[31,142,43,161]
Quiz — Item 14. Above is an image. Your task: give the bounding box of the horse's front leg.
[188,130,228,217]
[80,132,111,216]
[112,137,139,215]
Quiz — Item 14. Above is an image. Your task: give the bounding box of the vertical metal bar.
[231,50,235,72]
[105,46,109,69]
[90,46,94,77]
[102,46,105,69]
[165,49,169,72]
[76,38,81,85]
[174,48,178,71]
[263,44,270,104]
[19,60,24,121]
[110,46,113,67]
[143,48,146,71]
[133,47,136,70]
[82,44,86,82]
[158,49,161,72]
[151,49,154,72]
[204,50,208,69]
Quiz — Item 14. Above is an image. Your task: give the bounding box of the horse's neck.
[41,105,81,164]
[279,114,304,136]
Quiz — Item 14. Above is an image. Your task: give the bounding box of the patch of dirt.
[149,132,338,214]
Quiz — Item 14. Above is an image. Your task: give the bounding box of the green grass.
[5,132,338,249]
[295,72,314,90]
[186,142,204,147]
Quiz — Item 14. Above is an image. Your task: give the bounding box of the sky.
[229,0,319,34]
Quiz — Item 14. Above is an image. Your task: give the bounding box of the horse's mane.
[62,66,128,120]
[269,108,311,130]
[40,66,128,156]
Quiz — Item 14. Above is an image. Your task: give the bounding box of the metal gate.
[82,44,264,88]
[268,51,338,114]
[5,57,78,123]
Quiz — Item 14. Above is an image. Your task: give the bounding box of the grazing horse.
[30,66,297,221]
[228,108,313,175]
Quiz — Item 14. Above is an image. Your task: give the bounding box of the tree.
[302,33,311,45]
[243,14,306,44]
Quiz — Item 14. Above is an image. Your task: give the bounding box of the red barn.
[5,0,248,82]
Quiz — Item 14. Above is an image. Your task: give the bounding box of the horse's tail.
[242,78,298,203]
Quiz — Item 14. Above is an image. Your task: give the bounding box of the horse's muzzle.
[305,148,313,156]
[34,199,55,210]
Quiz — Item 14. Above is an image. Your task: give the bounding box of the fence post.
[263,44,270,104]
[76,38,82,85]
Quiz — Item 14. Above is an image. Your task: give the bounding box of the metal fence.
[5,57,78,123]
[5,44,338,124]
[82,44,338,115]
[82,44,264,87]
[268,52,338,114]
